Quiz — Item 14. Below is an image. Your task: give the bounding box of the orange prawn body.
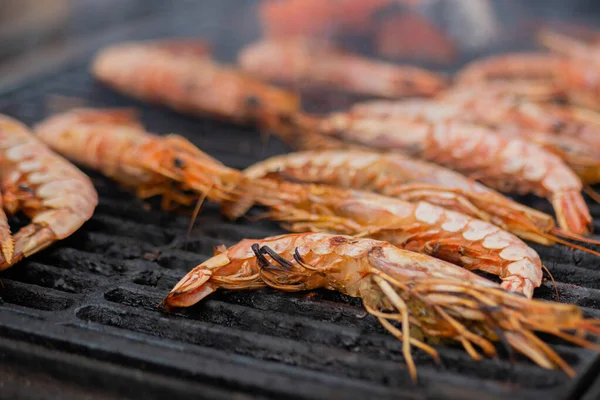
[537,29,600,110]
[0,115,97,270]
[455,51,600,111]
[353,95,600,184]
[238,38,447,99]
[92,40,301,126]
[315,113,591,235]
[163,232,600,380]
[456,53,569,85]
[164,232,499,307]
[224,178,544,298]
[34,108,242,209]
[244,149,557,244]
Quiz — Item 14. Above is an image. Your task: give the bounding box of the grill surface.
[2,1,600,399]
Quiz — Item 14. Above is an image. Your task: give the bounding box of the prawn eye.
[401,78,416,89]
[18,184,33,193]
[173,157,185,169]
[245,95,261,109]
[551,120,566,132]
[278,113,293,125]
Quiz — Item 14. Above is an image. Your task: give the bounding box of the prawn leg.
[11,223,57,263]
[135,183,196,210]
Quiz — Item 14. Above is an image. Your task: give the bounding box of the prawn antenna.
[479,305,515,364]
[542,264,560,301]
[584,185,600,204]
[259,125,272,159]
[466,172,486,185]
[540,230,600,257]
[185,187,211,250]
[551,227,600,246]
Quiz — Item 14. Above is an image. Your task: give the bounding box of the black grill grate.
[2,1,600,399]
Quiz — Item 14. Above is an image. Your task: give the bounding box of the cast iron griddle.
[2,1,600,399]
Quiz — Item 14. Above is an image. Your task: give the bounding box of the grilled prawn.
[454,51,600,111]
[163,233,600,380]
[0,115,97,270]
[92,39,300,126]
[455,53,567,85]
[538,27,600,59]
[243,150,595,246]
[537,28,600,110]
[353,95,600,184]
[238,38,447,99]
[223,178,543,298]
[34,108,241,209]
[308,113,591,235]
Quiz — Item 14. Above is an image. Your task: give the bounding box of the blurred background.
[0,0,172,80]
[2,0,600,80]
